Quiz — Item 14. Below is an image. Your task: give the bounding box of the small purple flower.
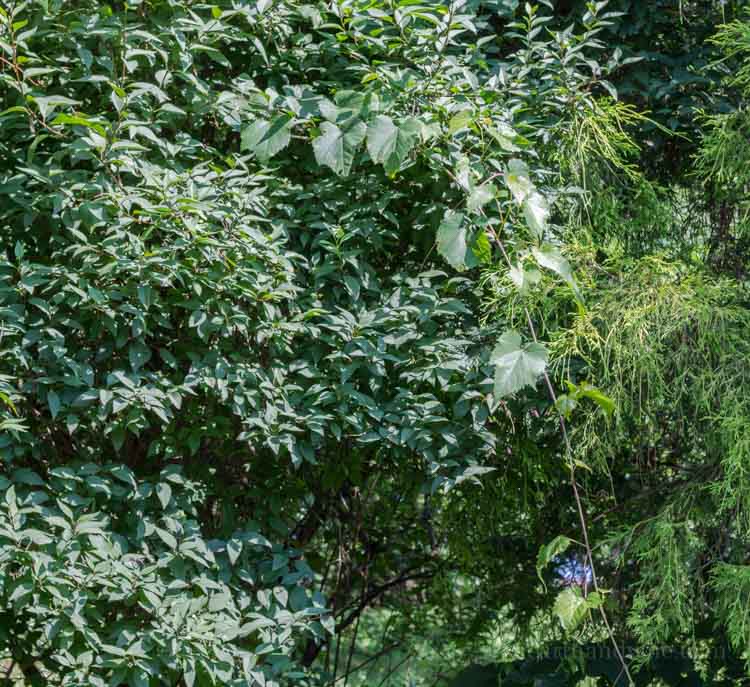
[554,556,593,588]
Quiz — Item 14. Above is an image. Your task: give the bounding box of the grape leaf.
[505,158,533,203]
[437,211,467,271]
[366,115,420,176]
[313,119,366,176]
[241,114,294,162]
[491,330,548,398]
[554,587,588,632]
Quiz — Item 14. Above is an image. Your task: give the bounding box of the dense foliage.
[1,0,750,685]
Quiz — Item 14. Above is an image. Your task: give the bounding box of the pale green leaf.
[531,244,583,303]
[312,119,366,176]
[156,482,172,509]
[554,587,588,632]
[523,191,549,238]
[467,182,496,214]
[366,115,420,176]
[488,121,520,151]
[436,211,467,271]
[505,158,533,203]
[156,527,177,549]
[491,330,548,398]
[241,115,294,163]
[448,109,472,134]
[509,262,541,293]
[209,591,231,612]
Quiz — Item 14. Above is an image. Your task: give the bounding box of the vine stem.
[487,222,634,686]
[414,0,456,114]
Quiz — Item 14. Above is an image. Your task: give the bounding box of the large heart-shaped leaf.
[313,119,366,176]
[491,330,548,398]
[366,115,420,175]
[437,210,467,271]
[524,190,550,238]
[241,114,294,162]
[505,158,533,203]
[554,587,588,632]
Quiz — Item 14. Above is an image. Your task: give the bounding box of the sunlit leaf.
[509,262,542,293]
[505,158,533,203]
[312,119,366,176]
[523,191,550,238]
[437,210,467,271]
[366,115,420,176]
[554,587,588,632]
[241,114,295,162]
[491,330,548,398]
[467,182,496,213]
[532,244,583,303]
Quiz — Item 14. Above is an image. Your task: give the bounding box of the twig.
[376,651,413,687]
[414,1,456,112]
[343,562,368,686]
[335,567,435,633]
[331,643,401,684]
[4,660,14,680]
[332,632,343,683]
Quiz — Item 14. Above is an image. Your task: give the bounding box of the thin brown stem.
[376,652,412,687]
[331,643,401,685]
[485,219,634,685]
